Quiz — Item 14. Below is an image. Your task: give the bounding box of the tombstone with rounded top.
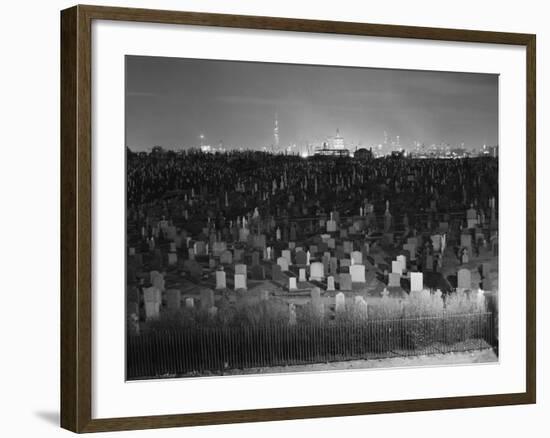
[295,250,307,266]
[354,295,368,318]
[271,264,283,281]
[277,257,289,272]
[220,250,233,265]
[215,270,226,289]
[309,262,324,281]
[350,264,366,283]
[396,255,406,272]
[335,292,346,312]
[327,275,335,291]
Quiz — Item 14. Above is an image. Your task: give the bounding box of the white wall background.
[0,0,546,436]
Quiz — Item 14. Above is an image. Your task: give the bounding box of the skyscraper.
[273,113,279,149]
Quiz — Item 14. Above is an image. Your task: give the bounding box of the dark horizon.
[126,55,498,152]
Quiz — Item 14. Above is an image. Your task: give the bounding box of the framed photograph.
[60,4,536,433]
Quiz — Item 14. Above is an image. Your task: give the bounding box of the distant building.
[354,148,374,160]
[314,129,350,157]
[330,128,345,149]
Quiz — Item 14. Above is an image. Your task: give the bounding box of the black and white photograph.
[125,55,500,380]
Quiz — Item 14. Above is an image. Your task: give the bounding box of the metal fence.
[127,312,495,380]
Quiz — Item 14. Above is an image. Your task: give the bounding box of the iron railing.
[127,311,494,380]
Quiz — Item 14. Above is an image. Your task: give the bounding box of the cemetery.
[126,150,499,379]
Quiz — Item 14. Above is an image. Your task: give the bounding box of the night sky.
[125,55,498,152]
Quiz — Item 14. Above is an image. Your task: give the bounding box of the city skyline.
[126,55,498,152]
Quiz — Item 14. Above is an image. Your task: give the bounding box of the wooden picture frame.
[61,4,536,433]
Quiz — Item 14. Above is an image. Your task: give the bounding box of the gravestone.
[282,249,292,265]
[431,234,442,252]
[326,275,335,291]
[251,264,265,280]
[150,271,165,292]
[144,291,161,320]
[233,248,244,262]
[351,251,363,265]
[328,238,336,249]
[289,277,297,291]
[339,273,352,291]
[403,243,416,261]
[329,257,338,275]
[277,257,289,272]
[251,252,260,266]
[354,296,368,318]
[460,234,472,249]
[194,241,206,256]
[326,219,337,232]
[166,289,181,310]
[295,250,307,266]
[335,292,346,312]
[311,287,324,316]
[340,258,351,268]
[396,255,406,272]
[481,262,491,278]
[167,252,178,266]
[388,273,401,287]
[343,241,353,254]
[212,241,227,256]
[299,268,306,282]
[392,261,403,275]
[425,255,433,271]
[271,264,284,282]
[309,262,324,281]
[234,274,247,290]
[215,271,226,289]
[184,297,194,308]
[220,250,233,265]
[200,289,214,310]
[235,263,247,277]
[410,272,423,292]
[457,268,471,289]
[350,264,366,283]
